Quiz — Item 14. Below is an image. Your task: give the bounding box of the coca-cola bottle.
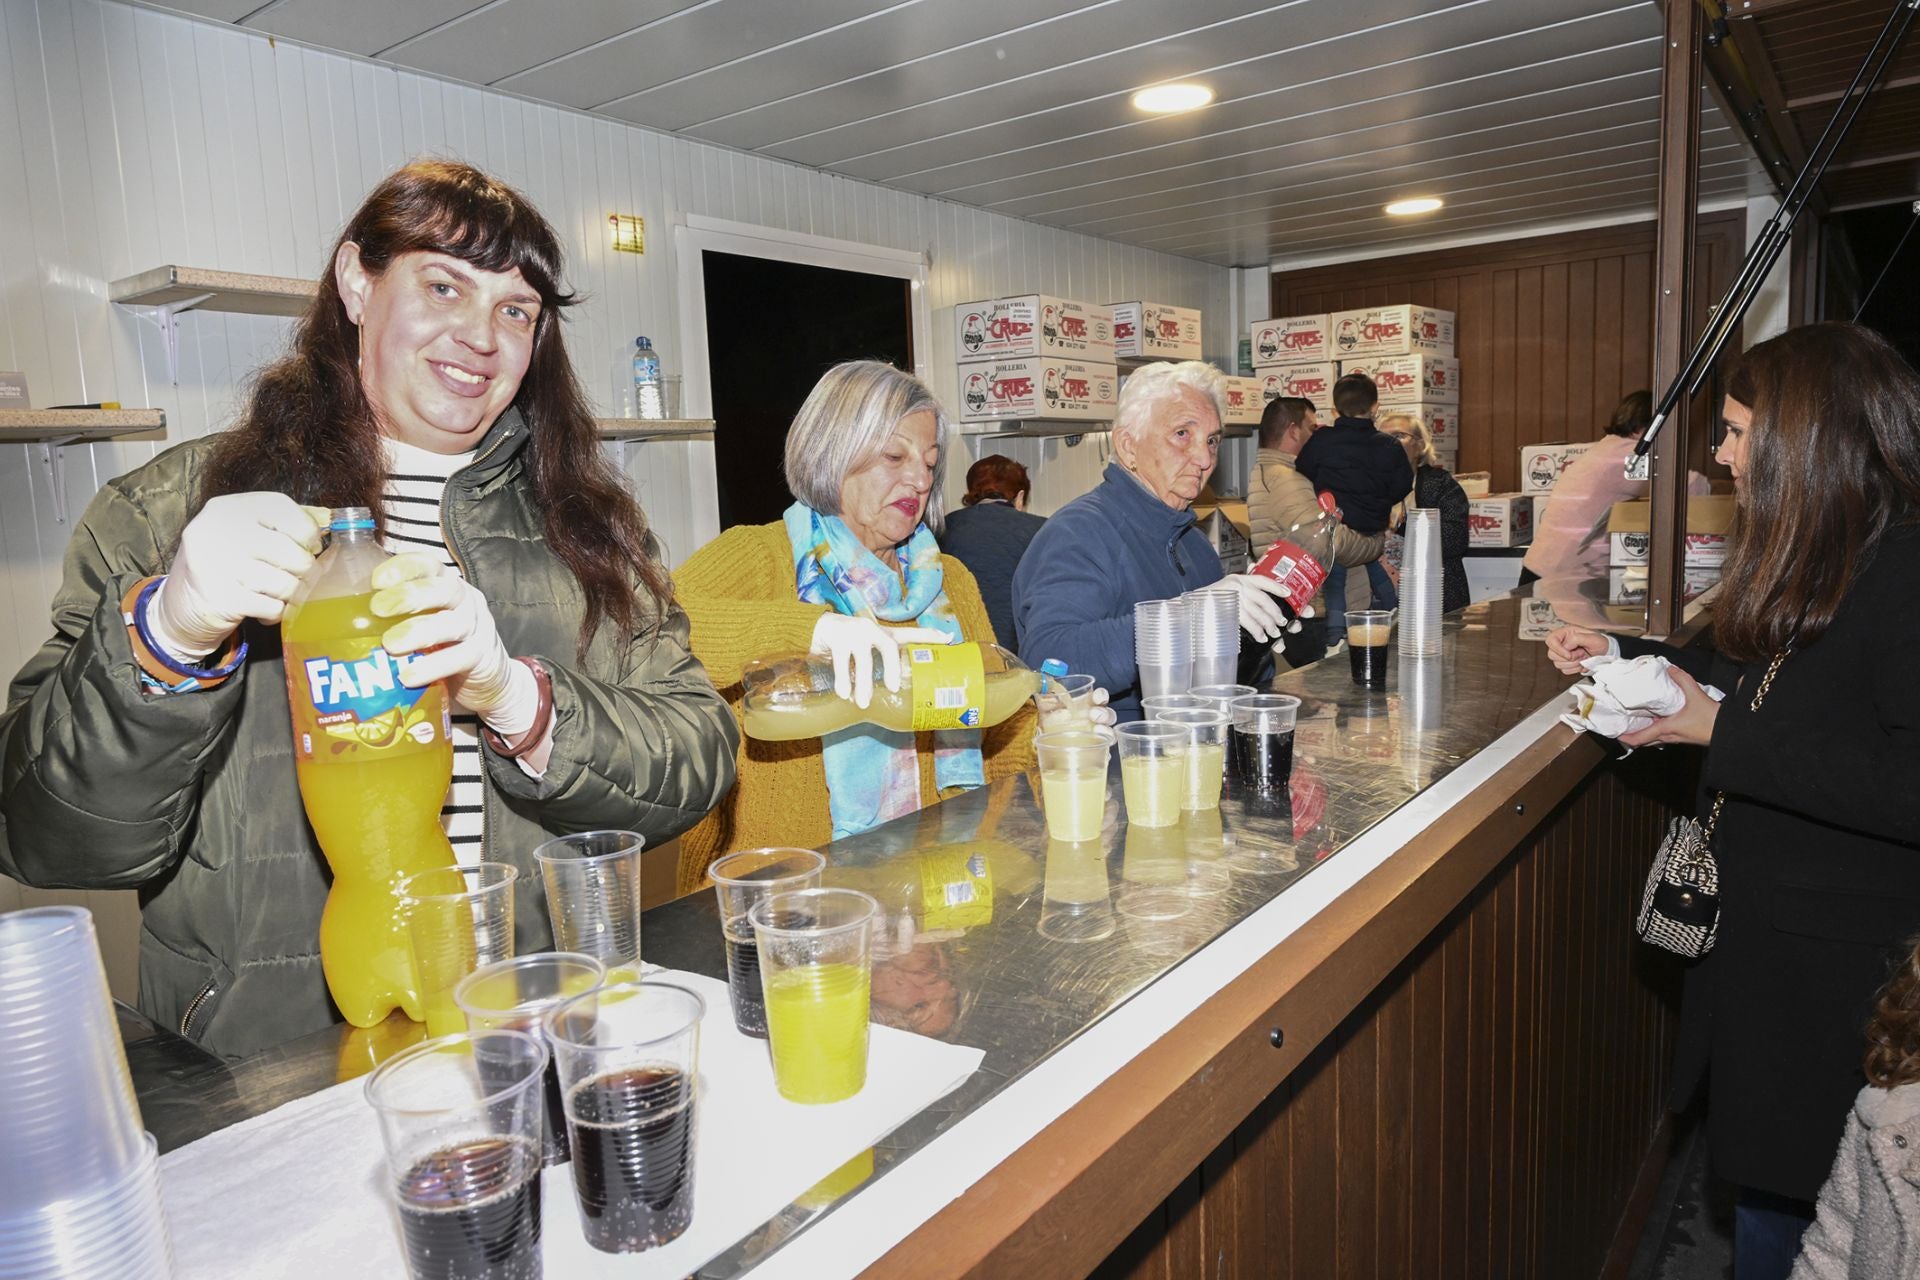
[1250,494,1342,618]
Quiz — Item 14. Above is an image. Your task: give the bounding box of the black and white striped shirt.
[380,438,485,863]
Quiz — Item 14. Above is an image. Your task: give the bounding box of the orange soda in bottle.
[282,506,456,1027]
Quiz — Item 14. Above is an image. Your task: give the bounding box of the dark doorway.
[1836,201,1920,368]
[702,251,914,529]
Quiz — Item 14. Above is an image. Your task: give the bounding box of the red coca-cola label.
[989,316,1031,339]
[1060,315,1088,338]
[1252,539,1328,612]
[1290,767,1328,843]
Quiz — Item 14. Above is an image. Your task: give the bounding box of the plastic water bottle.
[632,336,665,420]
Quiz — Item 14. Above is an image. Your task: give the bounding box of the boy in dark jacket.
[1294,373,1414,643]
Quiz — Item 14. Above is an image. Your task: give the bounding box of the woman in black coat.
[1380,412,1471,612]
[1547,324,1920,1280]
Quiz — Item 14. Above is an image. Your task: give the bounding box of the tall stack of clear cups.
[1398,508,1444,657]
[0,907,175,1280]
[1182,588,1240,689]
[1134,599,1192,701]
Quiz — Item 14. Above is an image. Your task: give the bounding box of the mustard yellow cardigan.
[673,520,1037,896]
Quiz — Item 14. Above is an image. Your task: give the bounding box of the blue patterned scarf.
[784,502,984,839]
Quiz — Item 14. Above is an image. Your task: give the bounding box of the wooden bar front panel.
[1095,758,1685,1279]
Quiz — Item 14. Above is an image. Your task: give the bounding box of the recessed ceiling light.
[1131,83,1214,115]
[1384,196,1445,217]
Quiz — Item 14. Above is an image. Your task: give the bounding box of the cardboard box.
[1256,361,1337,407]
[1339,354,1460,405]
[1518,441,1597,494]
[957,358,1118,423]
[1376,402,1456,444]
[1112,302,1202,361]
[1468,492,1534,548]
[1606,495,1738,567]
[1222,376,1266,426]
[1456,470,1493,498]
[955,295,1115,364]
[1608,566,1723,606]
[1250,314,1331,367]
[1331,305,1456,358]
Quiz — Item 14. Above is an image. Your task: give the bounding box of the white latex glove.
[370,554,540,737]
[1035,684,1118,732]
[809,614,954,710]
[147,494,329,659]
[1217,574,1306,642]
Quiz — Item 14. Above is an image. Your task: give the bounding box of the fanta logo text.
[1062,377,1090,398]
[1281,330,1323,350]
[303,656,405,717]
[988,317,1031,339]
[1059,316,1088,338]
[992,377,1033,400]
[1362,322,1403,340]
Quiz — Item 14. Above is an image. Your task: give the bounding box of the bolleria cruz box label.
[1222,376,1266,426]
[957,358,1118,423]
[1467,493,1534,548]
[955,295,1114,364]
[1250,314,1330,367]
[1331,305,1456,358]
[1339,354,1460,405]
[1518,441,1597,494]
[1258,361,1337,406]
[1112,302,1202,360]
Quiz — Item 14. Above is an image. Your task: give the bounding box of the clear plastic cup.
[1134,599,1192,700]
[454,952,606,1166]
[364,1029,548,1280]
[1115,721,1187,829]
[0,907,146,1212]
[534,830,645,982]
[1034,672,1098,731]
[1231,694,1301,794]
[1150,707,1231,811]
[1188,684,1257,709]
[1141,693,1212,718]
[544,980,704,1254]
[1184,588,1240,688]
[397,863,518,1039]
[751,889,880,1104]
[0,1133,173,1280]
[1038,838,1116,943]
[1347,609,1393,688]
[709,849,826,1039]
[1034,729,1114,843]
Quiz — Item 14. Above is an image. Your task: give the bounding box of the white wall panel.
[1,0,1229,995]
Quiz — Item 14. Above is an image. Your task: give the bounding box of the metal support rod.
[37,434,81,525]
[1649,0,1704,637]
[1638,0,1920,459]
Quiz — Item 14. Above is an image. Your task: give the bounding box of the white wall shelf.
[0,410,167,524]
[595,418,715,441]
[110,266,317,385]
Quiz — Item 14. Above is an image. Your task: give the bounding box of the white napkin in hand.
[1560,654,1725,746]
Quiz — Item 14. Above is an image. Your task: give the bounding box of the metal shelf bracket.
[130,293,215,385]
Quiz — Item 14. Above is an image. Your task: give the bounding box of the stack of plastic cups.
[1183,588,1240,689]
[0,907,174,1280]
[1134,599,1192,701]
[1399,508,1444,658]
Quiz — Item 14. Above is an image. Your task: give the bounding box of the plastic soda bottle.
[281,507,456,1027]
[632,336,664,420]
[739,640,1040,741]
[1251,493,1342,617]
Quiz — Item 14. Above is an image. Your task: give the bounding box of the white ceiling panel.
[243,0,492,58]
[142,0,1770,268]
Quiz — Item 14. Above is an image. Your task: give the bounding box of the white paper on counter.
[158,968,983,1279]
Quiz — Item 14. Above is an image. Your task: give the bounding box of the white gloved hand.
[148,494,330,659]
[1034,684,1118,732]
[370,554,540,737]
[1217,574,1306,642]
[809,614,954,710]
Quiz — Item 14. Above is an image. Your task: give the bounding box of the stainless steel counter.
[129,590,1615,1276]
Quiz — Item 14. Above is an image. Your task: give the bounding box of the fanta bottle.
[282,507,456,1027]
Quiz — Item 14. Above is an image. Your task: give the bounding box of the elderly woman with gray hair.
[675,360,1046,892]
[1011,361,1298,722]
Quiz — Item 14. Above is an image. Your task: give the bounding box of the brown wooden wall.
[1272,213,1745,493]
[1094,756,1687,1280]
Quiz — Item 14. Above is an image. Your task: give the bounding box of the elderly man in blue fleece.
[1010,361,1298,721]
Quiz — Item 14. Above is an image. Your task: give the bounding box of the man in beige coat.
[1247,396,1385,669]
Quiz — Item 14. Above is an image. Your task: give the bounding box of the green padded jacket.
[0,410,738,1059]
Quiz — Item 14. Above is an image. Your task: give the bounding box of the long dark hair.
[1712,323,1920,663]
[199,160,672,655]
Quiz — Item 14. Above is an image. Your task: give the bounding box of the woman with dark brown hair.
[939,453,1045,647]
[0,160,738,1058]
[1546,323,1920,1280]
